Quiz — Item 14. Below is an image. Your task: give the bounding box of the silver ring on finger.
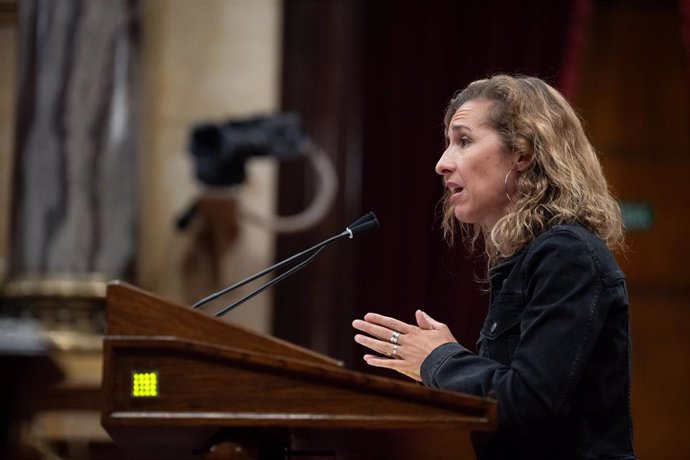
[390,331,400,344]
[391,344,399,358]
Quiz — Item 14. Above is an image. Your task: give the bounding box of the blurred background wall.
[0,0,281,457]
[137,0,281,332]
[0,0,688,459]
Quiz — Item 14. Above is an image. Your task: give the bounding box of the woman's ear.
[514,152,531,172]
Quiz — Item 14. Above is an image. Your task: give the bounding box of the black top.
[421,224,635,460]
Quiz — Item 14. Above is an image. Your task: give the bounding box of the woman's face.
[435,98,519,229]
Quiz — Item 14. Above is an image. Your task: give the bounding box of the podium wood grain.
[101,282,496,459]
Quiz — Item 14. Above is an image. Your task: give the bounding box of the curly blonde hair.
[441,75,625,266]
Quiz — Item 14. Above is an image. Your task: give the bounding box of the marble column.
[3,0,139,342]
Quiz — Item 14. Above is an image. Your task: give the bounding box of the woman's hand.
[352,310,457,382]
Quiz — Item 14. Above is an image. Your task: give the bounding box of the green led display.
[131,371,159,397]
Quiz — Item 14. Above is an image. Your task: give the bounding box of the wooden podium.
[101,282,496,459]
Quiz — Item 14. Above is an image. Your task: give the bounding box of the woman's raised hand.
[352,310,457,381]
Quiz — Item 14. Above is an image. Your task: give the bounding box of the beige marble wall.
[0,25,16,283]
[138,0,282,333]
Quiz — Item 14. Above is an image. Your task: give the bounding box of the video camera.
[188,112,308,186]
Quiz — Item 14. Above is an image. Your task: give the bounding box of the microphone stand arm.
[191,230,350,309]
[213,245,327,317]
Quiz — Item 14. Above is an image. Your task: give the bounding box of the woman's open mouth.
[450,186,464,201]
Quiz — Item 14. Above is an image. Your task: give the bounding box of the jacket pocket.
[479,293,524,365]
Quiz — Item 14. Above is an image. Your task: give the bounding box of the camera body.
[189,113,307,186]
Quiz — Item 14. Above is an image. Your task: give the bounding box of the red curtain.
[559,0,593,101]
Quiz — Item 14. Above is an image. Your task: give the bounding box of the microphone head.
[346,212,380,238]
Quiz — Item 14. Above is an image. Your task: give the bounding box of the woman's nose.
[435,149,454,176]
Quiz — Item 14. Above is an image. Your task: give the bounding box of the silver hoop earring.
[504,169,516,203]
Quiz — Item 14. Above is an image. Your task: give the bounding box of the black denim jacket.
[421,224,635,459]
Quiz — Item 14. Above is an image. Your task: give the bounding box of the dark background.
[276,0,574,368]
[274,1,690,458]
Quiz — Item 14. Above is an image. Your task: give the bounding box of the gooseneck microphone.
[191,212,380,317]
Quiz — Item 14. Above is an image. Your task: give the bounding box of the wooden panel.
[103,337,492,459]
[602,156,690,287]
[629,293,690,459]
[102,284,496,459]
[575,2,690,458]
[104,337,493,426]
[106,282,342,367]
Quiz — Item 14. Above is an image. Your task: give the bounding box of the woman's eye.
[459,137,470,147]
